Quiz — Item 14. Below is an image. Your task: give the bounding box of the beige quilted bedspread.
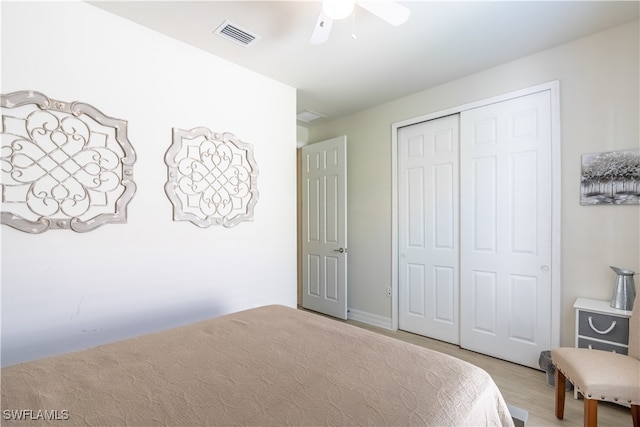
[1,305,514,426]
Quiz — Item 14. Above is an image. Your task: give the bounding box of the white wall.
[308,20,640,346]
[1,1,297,366]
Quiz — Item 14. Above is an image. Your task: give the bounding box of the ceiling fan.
[310,0,411,45]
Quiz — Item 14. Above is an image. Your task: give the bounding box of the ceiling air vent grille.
[215,20,259,47]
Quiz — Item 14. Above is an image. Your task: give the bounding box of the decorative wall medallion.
[165,128,258,228]
[1,91,137,233]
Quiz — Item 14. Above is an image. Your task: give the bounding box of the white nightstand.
[573,298,633,398]
[574,298,632,353]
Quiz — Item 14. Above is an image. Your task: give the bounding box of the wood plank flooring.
[344,318,632,427]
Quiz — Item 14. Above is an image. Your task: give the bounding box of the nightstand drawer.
[577,337,629,355]
[578,310,629,344]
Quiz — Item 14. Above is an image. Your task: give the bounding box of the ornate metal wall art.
[1,91,136,233]
[165,127,258,228]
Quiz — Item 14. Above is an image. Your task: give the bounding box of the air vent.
[297,110,325,123]
[214,20,259,47]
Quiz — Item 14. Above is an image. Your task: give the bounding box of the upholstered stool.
[551,293,640,427]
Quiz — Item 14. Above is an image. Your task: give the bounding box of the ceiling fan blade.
[310,12,334,45]
[357,1,411,26]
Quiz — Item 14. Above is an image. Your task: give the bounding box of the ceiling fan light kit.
[323,0,355,20]
[311,0,411,45]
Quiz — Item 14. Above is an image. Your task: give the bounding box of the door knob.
[333,248,347,253]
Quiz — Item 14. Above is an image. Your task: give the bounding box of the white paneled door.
[460,91,552,368]
[397,90,554,368]
[301,136,348,320]
[398,115,460,344]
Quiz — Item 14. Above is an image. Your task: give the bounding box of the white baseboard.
[347,308,394,330]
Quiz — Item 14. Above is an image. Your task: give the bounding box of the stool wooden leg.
[584,398,597,427]
[555,369,566,419]
[631,404,639,427]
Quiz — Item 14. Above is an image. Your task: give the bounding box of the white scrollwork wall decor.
[165,128,258,228]
[1,91,137,233]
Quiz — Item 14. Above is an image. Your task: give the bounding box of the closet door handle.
[588,316,616,335]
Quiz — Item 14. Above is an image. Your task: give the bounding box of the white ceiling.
[88,1,639,124]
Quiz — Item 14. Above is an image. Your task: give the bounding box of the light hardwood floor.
[345,318,632,427]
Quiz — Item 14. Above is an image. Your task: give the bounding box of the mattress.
[1,305,514,426]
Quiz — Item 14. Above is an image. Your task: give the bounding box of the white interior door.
[398,115,460,344]
[459,91,553,368]
[301,136,348,319]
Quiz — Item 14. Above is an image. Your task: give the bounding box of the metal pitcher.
[610,266,636,311]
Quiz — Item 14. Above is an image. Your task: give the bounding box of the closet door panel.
[460,91,552,369]
[398,115,460,344]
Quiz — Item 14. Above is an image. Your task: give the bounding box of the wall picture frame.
[580,149,640,205]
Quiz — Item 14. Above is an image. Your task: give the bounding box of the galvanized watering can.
[610,266,636,311]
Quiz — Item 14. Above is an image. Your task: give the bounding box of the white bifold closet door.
[398,90,553,368]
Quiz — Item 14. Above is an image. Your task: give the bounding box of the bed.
[1,305,514,426]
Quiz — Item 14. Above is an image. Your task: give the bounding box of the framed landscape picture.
[580,149,640,205]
